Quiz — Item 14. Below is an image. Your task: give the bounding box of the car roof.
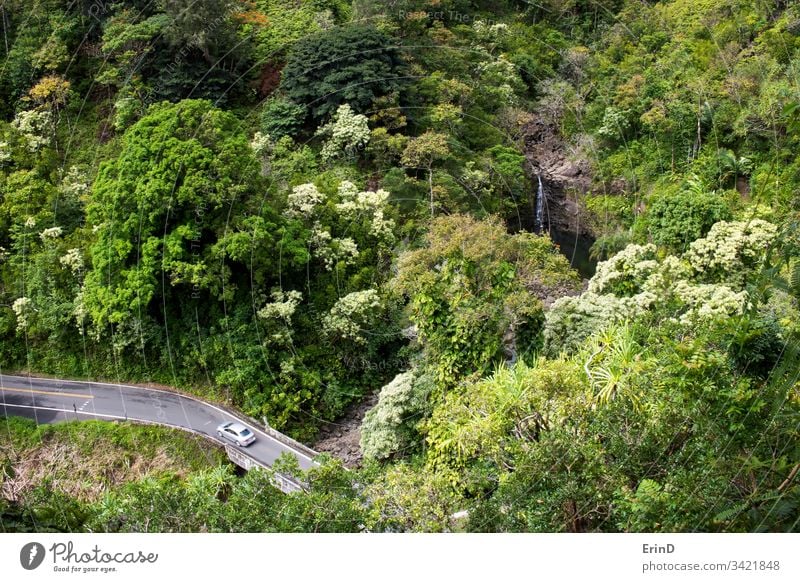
[228,422,248,432]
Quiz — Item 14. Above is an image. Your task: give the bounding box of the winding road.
[0,373,318,472]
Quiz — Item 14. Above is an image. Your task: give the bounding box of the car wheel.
[217,431,223,439]
[236,440,242,447]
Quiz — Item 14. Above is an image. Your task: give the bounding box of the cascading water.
[534,173,546,234]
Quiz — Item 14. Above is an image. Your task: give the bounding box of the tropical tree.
[280,25,407,120]
[400,131,450,216]
[83,99,273,345]
[393,214,579,388]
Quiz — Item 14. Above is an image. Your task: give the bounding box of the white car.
[216,421,256,447]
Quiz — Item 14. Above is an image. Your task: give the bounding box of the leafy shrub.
[424,359,585,492]
[322,289,382,345]
[360,371,431,460]
[647,188,731,251]
[543,292,633,356]
[260,97,307,139]
[393,215,579,386]
[280,25,406,120]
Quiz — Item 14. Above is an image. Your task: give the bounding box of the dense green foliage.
[394,214,579,387]
[84,99,268,332]
[0,418,223,532]
[647,185,732,250]
[279,25,407,120]
[1,0,799,533]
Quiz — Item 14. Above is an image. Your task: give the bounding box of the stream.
[530,173,597,279]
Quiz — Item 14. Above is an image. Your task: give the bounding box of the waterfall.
[534,173,545,234]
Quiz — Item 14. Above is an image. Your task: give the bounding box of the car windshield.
[239,428,251,436]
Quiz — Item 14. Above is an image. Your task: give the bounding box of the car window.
[240,428,251,436]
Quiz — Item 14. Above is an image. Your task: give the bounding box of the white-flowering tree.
[544,219,779,355]
[284,179,395,270]
[544,292,636,356]
[472,19,510,50]
[310,222,359,270]
[315,104,370,164]
[361,371,430,460]
[284,183,325,219]
[671,281,749,325]
[59,166,90,199]
[335,180,396,243]
[686,219,778,286]
[587,243,660,296]
[11,109,53,152]
[0,141,11,164]
[39,226,63,241]
[323,289,382,345]
[249,131,273,175]
[59,248,84,276]
[11,297,32,332]
[257,289,303,345]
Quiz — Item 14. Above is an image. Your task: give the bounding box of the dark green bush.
[260,97,307,139]
[647,188,731,251]
[280,25,407,120]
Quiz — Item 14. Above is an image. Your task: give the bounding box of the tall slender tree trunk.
[1,8,8,56]
[428,166,434,217]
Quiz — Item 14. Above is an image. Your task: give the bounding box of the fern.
[789,257,800,300]
[713,501,748,524]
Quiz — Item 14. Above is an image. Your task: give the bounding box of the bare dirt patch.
[313,391,378,468]
[0,426,215,503]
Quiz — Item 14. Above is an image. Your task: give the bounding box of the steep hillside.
[0,0,798,532]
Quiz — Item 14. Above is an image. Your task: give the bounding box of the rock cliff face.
[313,391,378,468]
[524,118,592,188]
[519,117,597,278]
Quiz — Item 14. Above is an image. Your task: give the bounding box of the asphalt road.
[0,373,317,471]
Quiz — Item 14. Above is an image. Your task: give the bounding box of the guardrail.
[261,422,319,459]
[0,372,316,494]
[224,445,306,493]
[225,445,260,471]
[271,471,305,494]
[208,405,319,461]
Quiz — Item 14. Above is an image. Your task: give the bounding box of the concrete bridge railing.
[224,445,306,493]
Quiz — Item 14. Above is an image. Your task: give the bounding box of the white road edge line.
[1,403,310,490]
[0,374,318,464]
[2,401,193,426]
[0,402,257,461]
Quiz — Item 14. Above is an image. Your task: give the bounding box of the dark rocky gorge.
[513,116,598,279]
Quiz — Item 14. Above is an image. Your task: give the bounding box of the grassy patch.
[0,418,226,502]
